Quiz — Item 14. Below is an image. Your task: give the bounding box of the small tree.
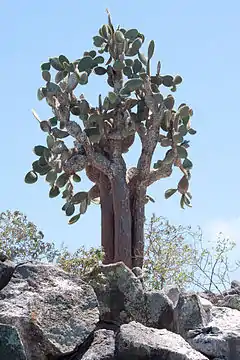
[143,214,197,290]
[189,231,240,293]
[0,210,105,272]
[143,214,240,293]
[25,11,196,268]
[0,210,59,262]
[56,246,104,277]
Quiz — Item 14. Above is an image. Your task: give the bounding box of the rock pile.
[0,258,239,359]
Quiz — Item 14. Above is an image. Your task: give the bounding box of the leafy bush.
[56,246,104,277]
[143,214,240,293]
[0,210,59,262]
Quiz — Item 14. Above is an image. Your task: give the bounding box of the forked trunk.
[111,176,132,268]
[100,174,146,269]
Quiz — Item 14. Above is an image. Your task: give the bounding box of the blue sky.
[1,1,240,278]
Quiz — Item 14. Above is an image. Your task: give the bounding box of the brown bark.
[131,184,146,268]
[99,173,114,264]
[111,177,132,268]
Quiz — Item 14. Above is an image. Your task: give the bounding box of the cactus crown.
[25,10,196,223]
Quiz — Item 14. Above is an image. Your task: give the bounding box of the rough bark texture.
[131,184,146,268]
[111,177,132,268]
[99,174,114,264]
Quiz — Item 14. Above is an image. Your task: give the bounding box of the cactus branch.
[146,163,173,187]
[65,121,113,178]
[137,77,165,182]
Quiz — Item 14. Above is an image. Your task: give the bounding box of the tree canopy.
[25,11,196,268]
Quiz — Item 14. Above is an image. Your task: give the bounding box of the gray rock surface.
[84,262,174,329]
[0,323,27,360]
[199,296,213,323]
[199,296,213,310]
[144,290,174,330]
[0,262,99,359]
[164,285,180,307]
[231,280,240,289]
[0,258,240,360]
[81,329,115,360]
[174,293,208,337]
[83,261,144,325]
[217,293,240,311]
[188,306,240,359]
[115,321,208,359]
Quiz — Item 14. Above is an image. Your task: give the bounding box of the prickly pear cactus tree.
[25,11,196,269]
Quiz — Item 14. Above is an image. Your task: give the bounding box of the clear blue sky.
[1,1,240,278]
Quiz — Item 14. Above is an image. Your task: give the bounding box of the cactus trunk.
[100,177,146,269]
[99,173,114,264]
[131,185,146,268]
[111,177,132,268]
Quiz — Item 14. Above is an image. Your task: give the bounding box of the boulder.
[83,262,174,329]
[163,284,180,307]
[199,296,213,323]
[173,293,208,338]
[199,296,213,311]
[231,280,240,289]
[0,262,99,360]
[115,321,208,359]
[83,261,144,325]
[81,329,115,360]
[188,306,240,359]
[144,290,174,330]
[1,259,240,360]
[217,294,240,311]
